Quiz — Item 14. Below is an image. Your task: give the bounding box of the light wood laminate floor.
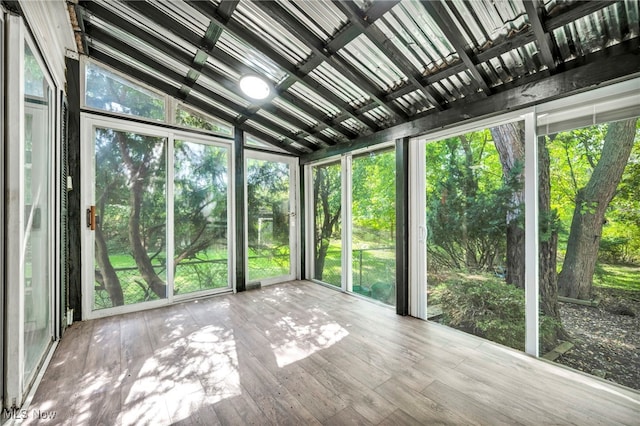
[27,281,639,425]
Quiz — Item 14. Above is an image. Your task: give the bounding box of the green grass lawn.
[594,263,640,292]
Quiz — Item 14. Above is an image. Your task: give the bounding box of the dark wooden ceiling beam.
[185,0,379,134]
[420,0,491,95]
[301,39,640,163]
[523,0,557,73]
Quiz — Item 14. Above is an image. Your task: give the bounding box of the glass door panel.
[23,43,53,382]
[312,161,342,286]
[246,154,295,283]
[351,149,396,305]
[174,140,230,294]
[424,121,526,351]
[93,127,167,310]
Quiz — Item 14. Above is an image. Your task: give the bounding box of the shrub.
[431,275,558,351]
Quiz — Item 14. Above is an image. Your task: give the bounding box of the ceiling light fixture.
[239,74,271,100]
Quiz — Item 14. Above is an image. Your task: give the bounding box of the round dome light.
[239,75,271,100]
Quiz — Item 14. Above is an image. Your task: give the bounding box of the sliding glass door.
[245,152,297,285]
[23,40,55,385]
[83,117,233,318]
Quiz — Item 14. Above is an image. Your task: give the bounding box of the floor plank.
[26,280,640,425]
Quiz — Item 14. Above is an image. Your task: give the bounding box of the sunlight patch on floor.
[270,316,349,368]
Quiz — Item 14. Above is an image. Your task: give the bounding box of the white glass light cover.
[239,75,271,100]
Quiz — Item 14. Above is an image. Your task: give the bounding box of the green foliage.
[351,149,396,237]
[85,62,165,120]
[432,276,558,351]
[425,129,522,273]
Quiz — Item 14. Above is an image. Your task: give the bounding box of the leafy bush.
[431,275,558,351]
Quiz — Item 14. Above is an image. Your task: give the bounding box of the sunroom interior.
[2,0,639,423]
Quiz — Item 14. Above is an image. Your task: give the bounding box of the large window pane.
[313,161,342,286]
[351,149,396,305]
[23,43,52,382]
[426,122,526,351]
[93,128,167,309]
[538,117,640,390]
[246,158,292,282]
[173,140,229,294]
[85,62,165,121]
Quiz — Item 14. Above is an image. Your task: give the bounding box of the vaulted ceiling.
[71,0,640,161]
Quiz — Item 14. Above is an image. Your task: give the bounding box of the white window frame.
[81,114,235,320]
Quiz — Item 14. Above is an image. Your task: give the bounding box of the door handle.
[86,205,96,230]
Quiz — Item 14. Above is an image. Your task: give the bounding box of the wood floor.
[27,281,639,425]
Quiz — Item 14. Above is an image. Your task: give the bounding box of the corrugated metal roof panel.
[303,135,326,148]
[189,89,241,121]
[272,97,319,127]
[362,105,395,127]
[277,0,347,42]
[287,81,341,119]
[216,31,288,84]
[97,0,197,55]
[204,56,242,82]
[549,1,639,62]
[320,127,348,143]
[233,0,312,66]
[432,70,476,102]
[245,119,287,142]
[149,0,210,37]
[381,1,458,76]
[256,109,304,136]
[197,74,252,108]
[89,40,182,91]
[309,62,370,108]
[447,0,528,51]
[339,34,408,92]
[88,14,192,78]
[393,90,435,115]
[340,117,367,135]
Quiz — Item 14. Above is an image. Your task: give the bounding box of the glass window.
[538,116,640,390]
[351,149,396,305]
[312,161,342,286]
[175,103,233,137]
[84,62,165,121]
[23,42,53,383]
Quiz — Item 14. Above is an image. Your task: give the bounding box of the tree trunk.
[491,122,525,289]
[538,135,567,348]
[313,167,341,281]
[558,118,638,299]
[94,222,124,306]
[117,133,167,299]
